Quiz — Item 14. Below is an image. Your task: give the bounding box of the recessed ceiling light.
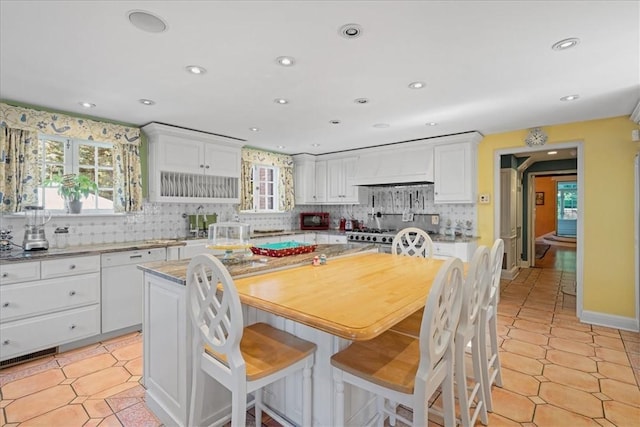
[79,102,95,108]
[426,122,438,126]
[329,120,341,125]
[274,98,289,104]
[185,65,206,75]
[128,10,167,33]
[277,145,285,149]
[560,94,579,101]
[354,98,370,104]
[552,38,580,51]
[312,143,320,147]
[373,123,390,128]
[139,99,155,106]
[339,23,363,39]
[276,56,295,66]
[249,127,260,132]
[547,151,558,155]
[408,81,426,89]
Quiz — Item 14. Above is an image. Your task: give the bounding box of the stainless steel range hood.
[353,143,434,186]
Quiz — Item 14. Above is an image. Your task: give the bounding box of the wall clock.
[525,127,548,147]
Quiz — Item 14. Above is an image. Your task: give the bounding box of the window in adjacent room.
[39,134,114,212]
[252,164,279,211]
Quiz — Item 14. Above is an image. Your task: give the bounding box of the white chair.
[391,227,434,258]
[331,257,464,427]
[479,238,505,412]
[455,245,491,427]
[186,254,316,427]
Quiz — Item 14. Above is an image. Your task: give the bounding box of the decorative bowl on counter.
[250,241,317,257]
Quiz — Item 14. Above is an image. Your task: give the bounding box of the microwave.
[300,212,330,230]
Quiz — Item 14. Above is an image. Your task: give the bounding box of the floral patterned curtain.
[0,126,40,212]
[0,103,142,212]
[240,147,294,211]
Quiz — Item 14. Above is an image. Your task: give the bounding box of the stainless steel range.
[346,229,399,253]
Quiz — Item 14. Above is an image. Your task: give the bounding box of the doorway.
[493,141,584,317]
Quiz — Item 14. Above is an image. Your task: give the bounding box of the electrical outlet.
[479,193,491,204]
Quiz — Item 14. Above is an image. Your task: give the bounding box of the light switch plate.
[479,193,491,204]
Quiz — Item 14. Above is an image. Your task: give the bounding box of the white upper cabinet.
[325,155,366,204]
[293,154,317,205]
[314,159,328,203]
[143,123,243,203]
[433,132,482,204]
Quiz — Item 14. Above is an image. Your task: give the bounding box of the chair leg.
[471,336,488,425]
[376,396,386,427]
[479,313,493,413]
[231,383,247,427]
[302,362,313,427]
[254,389,263,426]
[333,370,345,427]
[189,364,205,427]
[441,359,456,427]
[455,336,471,427]
[489,312,503,387]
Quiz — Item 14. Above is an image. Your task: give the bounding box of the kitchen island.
[139,244,447,426]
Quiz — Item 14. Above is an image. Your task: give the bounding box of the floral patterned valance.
[0,103,141,145]
[241,147,293,168]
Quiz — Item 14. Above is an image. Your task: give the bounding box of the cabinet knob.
[69,324,77,330]
[69,264,76,270]
[2,340,9,345]
[199,164,205,168]
[1,272,8,278]
[2,302,9,307]
[69,290,76,296]
[205,165,210,169]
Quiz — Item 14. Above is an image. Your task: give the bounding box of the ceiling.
[1,1,638,155]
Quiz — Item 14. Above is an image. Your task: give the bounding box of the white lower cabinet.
[432,241,478,262]
[316,233,347,244]
[0,255,101,362]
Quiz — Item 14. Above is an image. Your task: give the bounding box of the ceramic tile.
[602,400,640,426]
[623,340,640,354]
[71,367,132,396]
[17,404,88,427]
[594,347,632,366]
[111,343,143,362]
[550,326,594,343]
[512,319,550,335]
[502,338,547,359]
[490,387,536,423]
[532,403,602,427]
[507,328,549,346]
[499,351,544,376]
[63,354,118,379]
[114,401,161,427]
[597,361,637,385]
[97,414,124,426]
[123,358,143,376]
[545,349,597,373]
[499,367,540,396]
[89,382,140,400]
[541,364,600,393]
[548,337,596,357]
[485,412,522,426]
[593,335,626,351]
[599,378,640,408]
[0,369,65,400]
[538,382,604,418]
[83,399,115,418]
[3,385,76,423]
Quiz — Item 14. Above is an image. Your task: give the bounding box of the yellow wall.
[478,116,639,319]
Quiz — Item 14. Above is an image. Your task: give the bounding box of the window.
[39,134,114,212]
[252,165,279,211]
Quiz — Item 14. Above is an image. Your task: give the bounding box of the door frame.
[493,140,584,317]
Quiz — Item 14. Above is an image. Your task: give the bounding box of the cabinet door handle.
[205,165,210,169]
[2,302,9,307]
[2,340,9,345]
[69,291,76,296]
[69,264,76,270]
[69,324,77,330]
[129,255,143,259]
[1,272,8,278]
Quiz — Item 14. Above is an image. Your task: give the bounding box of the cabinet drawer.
[0,262,40,285]
[433,243,455,258]
[0,273,100,322]
[0,304,100,361]
[41,255,100,279]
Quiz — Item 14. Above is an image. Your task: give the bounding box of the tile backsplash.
[0,186,477,247]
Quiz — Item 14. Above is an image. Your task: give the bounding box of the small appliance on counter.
[23,205,51,251]
[300,212,330,230]
[208,222,252,262]
[0,228,15,252]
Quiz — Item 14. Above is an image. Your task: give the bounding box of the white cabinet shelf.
[144,123,243,203]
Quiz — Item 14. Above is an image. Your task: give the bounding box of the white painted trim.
[581,310,639,332]
[493,141,584,318]
[635,153,639,331]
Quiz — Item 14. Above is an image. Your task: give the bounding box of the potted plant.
[44,173,98,214]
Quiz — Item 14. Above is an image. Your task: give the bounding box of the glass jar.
[54,227,69,249]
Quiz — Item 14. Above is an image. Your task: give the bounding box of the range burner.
[346,229,398,245]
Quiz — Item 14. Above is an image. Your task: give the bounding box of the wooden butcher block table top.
[233,252,447,341]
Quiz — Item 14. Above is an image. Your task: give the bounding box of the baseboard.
[580,310,639,332]
[501,265,520,280]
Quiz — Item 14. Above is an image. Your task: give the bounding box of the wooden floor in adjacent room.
[1,246,639,426]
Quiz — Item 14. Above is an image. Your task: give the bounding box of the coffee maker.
[23,205,51,250]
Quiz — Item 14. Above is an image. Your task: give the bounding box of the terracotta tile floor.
[1,246,639,426]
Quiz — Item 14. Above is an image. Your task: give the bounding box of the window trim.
[250,164,281,213]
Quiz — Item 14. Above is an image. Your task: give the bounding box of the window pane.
[98,147,113,166]
[98,170,112,188]
[45,164,64,180]
[44,140,65,163]
[78,144,95,165]
[79,168,95,181]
